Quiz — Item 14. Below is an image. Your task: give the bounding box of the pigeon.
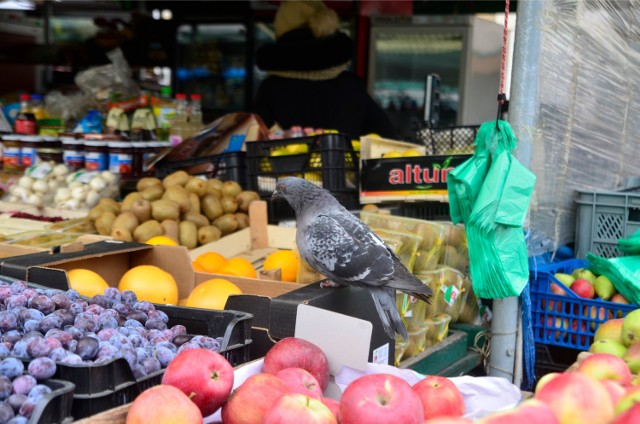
[272,177,432,341]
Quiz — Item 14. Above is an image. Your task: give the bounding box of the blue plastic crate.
[529,259,636,350]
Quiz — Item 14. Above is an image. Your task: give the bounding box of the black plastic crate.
[70,369,163,420]
[397,201,452,221]
[246,133,359,198]
[31,379,75,424]
[534,343,580,382]
[268,192,360,224]
[413,124,479,156]
[155,151,247,187]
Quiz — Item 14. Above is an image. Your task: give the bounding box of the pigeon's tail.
[369,286,408,342]
[388,274,433,304]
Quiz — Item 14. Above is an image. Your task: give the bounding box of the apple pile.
[553,267,629,303]
[126,337,469,423]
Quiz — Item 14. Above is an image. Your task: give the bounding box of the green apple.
[554,273,575,288]
[576,269,598,284]
[622,309,640,347]
[589,339,627,358]
[594,275,616,300]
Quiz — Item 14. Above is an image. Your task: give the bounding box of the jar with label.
[131,142,150,177]
[84,141,108,171]
[108,142,134,175]
[61,138,85,170]
[1,135,20,171]
[20,135,43,167]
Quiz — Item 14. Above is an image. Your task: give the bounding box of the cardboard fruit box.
[0,239,396,364]
[359,135,471,204]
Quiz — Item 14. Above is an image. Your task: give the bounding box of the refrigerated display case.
[368,15,504,139]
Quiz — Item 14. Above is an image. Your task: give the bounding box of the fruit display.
[128,336,469,423]
[0,279,227,382]
[87,171,261,248]
[3,164,119,210]
[553,266,629,303]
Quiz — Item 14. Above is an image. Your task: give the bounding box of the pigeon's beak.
[271,189,282,200]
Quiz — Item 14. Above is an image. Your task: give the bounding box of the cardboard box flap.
[0,240,152,282]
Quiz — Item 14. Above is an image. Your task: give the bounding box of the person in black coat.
[254,0,397,140]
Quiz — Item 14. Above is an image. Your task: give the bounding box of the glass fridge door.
[175,22,248,120]
[369,24,468,139]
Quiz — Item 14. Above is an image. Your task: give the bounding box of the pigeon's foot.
[320,280,342,288]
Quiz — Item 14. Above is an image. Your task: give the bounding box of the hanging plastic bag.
[617,229,640,255]
[448,121,536,299]
[587,253,640,304]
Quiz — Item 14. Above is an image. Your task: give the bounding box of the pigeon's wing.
[302,212,396,287]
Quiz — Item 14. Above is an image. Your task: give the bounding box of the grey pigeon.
[272,177,432,341]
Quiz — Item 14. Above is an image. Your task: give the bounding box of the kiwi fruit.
[88,206,105,222]
[136,177,162,192]
[97,198,120,215]
[178,221,198,249]
[163,185,191,214]
[197,225,222,245]
[185,177,207,197]
[121,192,144,212]
[131,199,152,223]
[112,211,139,234]
[235,212,250,229]
[188,193,201,215]
[236,191,260,212]
[182,212,210,229]
[140,184,164,202]
[162,170,190,189]
[95,211,116,236]
[133,220,164,243]
[151,199,181,222]
[213,213,239,235]
[221,181,242,198]
[221,195,238,214]
[201,194,224,221]
[161,220,180,243]
[111,227,133,242]
[206,178,224,193]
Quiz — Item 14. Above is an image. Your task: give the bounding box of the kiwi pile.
[87,170,261,248]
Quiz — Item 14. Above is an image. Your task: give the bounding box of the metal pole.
[488,0,543,384]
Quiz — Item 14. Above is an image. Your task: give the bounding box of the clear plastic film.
[512,0,640,248]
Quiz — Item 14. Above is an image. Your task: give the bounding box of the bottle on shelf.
[187,94,203,138]
[14,94,37,135]
[169,93,188,146]
[30,94,46,121]
[154,86,174,141]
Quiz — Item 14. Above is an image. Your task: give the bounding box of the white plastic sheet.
[513,0,640,248]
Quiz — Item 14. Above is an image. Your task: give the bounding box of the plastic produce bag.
[587,253,640,305]
[617,228,640,255]
[448,121,536,298]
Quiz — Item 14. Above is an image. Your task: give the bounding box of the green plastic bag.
[587,253,640,305]
[448,121,536,299]
[617,229,640,255]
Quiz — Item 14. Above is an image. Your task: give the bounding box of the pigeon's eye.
[279,184,285,191]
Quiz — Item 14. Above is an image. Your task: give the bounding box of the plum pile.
[0,280,224,381]
[0,356,58,423]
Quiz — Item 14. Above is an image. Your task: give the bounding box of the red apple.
[477,399,558,424]
[570,279,595,299]
[576,352,633,385]
[339,373,423,424]
[601,379,627,405]
[161,348,234,417]
[412,375,465,419]
[264,393,337,424]
[221,373,291,424]
[534,372,561,392]
[424,418,472,424]
[612,293,631,305]
[550,282,567,296]
[264,337,330,391]
[321,397,340,419]
[594,318,624,344]
[275,367,323,399]
[535,372,614,423]
[614,403,640,424]
[126,384,202,424]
